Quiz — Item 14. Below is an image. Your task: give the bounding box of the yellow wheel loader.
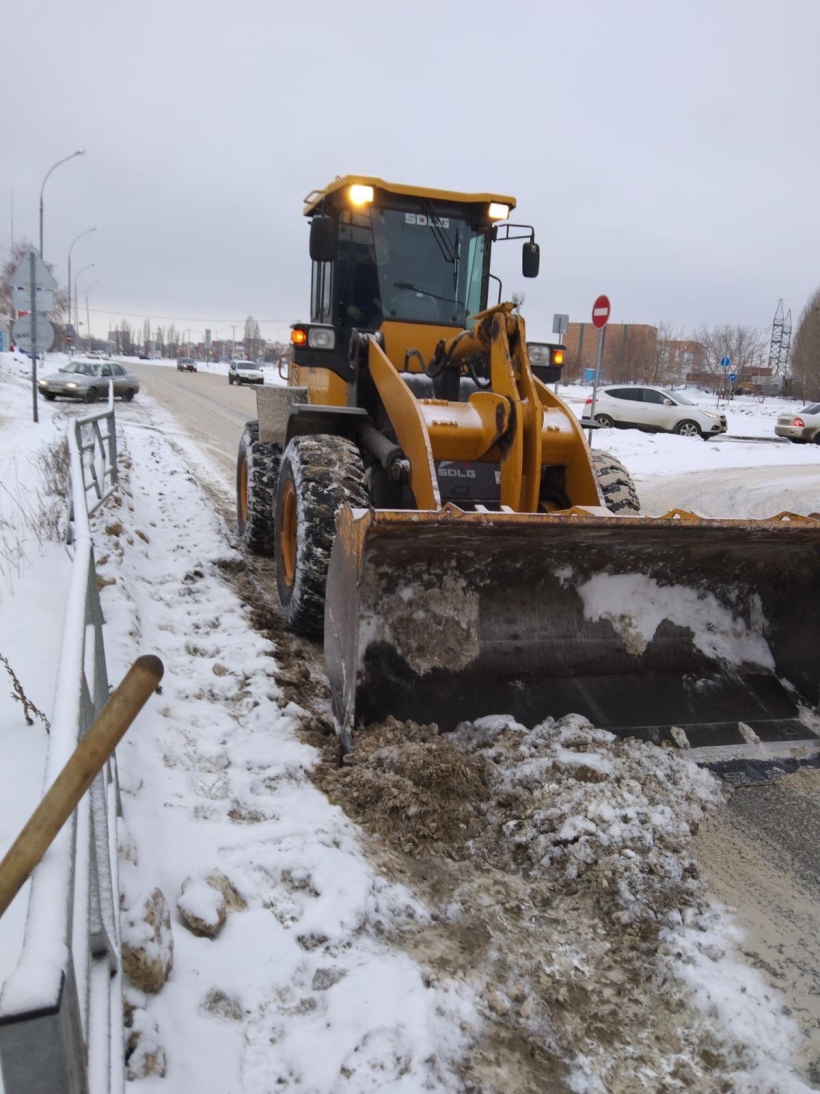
[237,176,820,784]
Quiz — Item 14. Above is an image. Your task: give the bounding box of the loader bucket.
[324,505,820,784]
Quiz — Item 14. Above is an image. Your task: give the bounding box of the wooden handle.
[0,655,164,920]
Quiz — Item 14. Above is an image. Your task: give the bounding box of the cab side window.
[609,388,639,401]
[101,364,112,377]
[641,389,665,404]
[311,262,333,323]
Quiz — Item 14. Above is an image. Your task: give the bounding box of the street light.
[39,150,86,258]
[67,227,96,345]
[74,264,95,337]
[84,279,100,345]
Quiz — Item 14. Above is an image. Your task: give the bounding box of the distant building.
[665,340,705,383]
[562,322,658,384]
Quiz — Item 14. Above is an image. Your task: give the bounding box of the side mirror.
[309,216,337,262]
[522,241,540,278]
[663,398,674,405]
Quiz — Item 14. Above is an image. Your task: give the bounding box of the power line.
[84,306,291,324]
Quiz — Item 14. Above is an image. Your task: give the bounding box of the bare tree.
[641,320,685,385]
[165,323,179,357]
[791,288,820,401]
[244,314,262,359]
[690,323,766,387]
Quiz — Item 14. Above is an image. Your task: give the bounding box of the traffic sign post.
[587,295,611,443]
[718,357,731,406]
[9,250,57,424]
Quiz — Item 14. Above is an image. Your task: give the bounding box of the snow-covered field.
[1,350,818,1091]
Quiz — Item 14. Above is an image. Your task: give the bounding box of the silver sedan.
[775,403,820,444]
[38,359,140,403]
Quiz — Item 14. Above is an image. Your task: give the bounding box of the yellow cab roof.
[303,175,517,217]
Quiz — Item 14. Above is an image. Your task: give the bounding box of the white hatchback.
[586,386,727,440]
[228,360,264,386]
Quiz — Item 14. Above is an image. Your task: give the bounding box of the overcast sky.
[3,0,819,344]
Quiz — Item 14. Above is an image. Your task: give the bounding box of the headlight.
[308,327,336,350]
[349,184,373,207]
[701,411,718,419]
[488,202,510,220]
[38,379,47,387]
[67,382,78,389]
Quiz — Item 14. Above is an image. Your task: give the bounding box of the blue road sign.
[583,367,596,382]
[729,373,737,382]
[721,357,731,369]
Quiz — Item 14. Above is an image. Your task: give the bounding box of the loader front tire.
[592,451,641,514]
[236,421,281,555]
[275,435,369,636]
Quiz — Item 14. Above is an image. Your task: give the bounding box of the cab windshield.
[336,204,488,330]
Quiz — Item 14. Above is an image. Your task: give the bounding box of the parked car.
[177,357,198,372]
[586,385,727,440]
[228,360,264,385]
[38,359,140,403]
[775,403,820,444]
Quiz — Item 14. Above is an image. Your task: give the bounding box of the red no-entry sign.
[592,295,611,328]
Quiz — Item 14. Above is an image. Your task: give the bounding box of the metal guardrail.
[0,385,124,1094]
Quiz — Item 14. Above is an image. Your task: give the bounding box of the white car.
[775,403,820,444]
[228,360,264,386]
[586,385,727,440]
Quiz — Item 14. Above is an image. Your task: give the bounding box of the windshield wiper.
[421,199,456,268]
[394,281,457,305]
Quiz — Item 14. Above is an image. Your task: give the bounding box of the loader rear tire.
[275,435,369,636]
[236,421,281,555]
[592,451,641,514]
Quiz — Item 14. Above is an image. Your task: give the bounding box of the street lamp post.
[74,264,95,346]
[67,227,96,348]
[84,279,99,345]
[39,150,86,258]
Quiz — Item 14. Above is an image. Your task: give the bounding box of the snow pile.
[574,572,775,668]
[320,712,813,1091]
[460,713,722,925]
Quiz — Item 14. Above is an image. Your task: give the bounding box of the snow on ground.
[0,353,74,984]
[557,383,820,483]
[80,397,481,1089]
[1,351,818,1090]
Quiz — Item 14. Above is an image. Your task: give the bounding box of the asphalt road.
[130,363,261,482]
[135,362,820,1083]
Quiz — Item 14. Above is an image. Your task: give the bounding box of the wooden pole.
[0,655,163,919]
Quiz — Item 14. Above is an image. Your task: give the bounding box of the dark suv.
[177,357,197,372]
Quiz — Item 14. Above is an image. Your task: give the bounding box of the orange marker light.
[291,329,307,346]
[553,350,565,365]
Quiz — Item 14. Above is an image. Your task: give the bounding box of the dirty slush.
[227,543,796,1093]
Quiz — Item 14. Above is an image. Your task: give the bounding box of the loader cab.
[296,176,536,390]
